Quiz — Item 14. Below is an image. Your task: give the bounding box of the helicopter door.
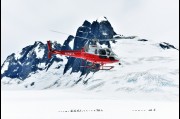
[106,49,115,60]
[98,49,107,59]
[106,49,111,56]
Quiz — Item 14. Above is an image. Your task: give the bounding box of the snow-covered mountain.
[1,17,179,100]
[1,41,63,79]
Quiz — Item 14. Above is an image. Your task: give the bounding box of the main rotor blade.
[50,30,90,40]
[50,30,137,42]
[99,36,137,41]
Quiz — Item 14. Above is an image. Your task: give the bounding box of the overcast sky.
[1,0,179,62]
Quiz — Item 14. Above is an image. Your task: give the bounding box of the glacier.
[1,17,179,101]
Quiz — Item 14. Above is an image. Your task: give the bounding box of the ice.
[1,37,179,119]
[97,16,108,23]
[14,51,21,60]
[1,62,9,74]
[1,90,179,119]
[69,38,74,49]
[34,46,45,59]
[1,37,179,101]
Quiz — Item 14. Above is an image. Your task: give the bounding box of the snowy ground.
[1,38,179,119]
[2,38,179,99]
[1,89,179,119]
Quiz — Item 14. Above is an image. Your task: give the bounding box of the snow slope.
[1,17,179,102]
[1,17,179,119]
[1,90,179,119]
[1,37,179,101]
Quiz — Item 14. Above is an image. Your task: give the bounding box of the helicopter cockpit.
[97,48,119,60]
[84,40,119,60]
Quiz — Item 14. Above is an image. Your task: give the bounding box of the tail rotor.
[47,41,52,59]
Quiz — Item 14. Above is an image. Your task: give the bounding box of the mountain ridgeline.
[1,16,178,94]
[1,17,118,80]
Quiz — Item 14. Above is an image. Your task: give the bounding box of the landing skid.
[99,66,114,70]
[80,64,114,70]
[80,65,99,71]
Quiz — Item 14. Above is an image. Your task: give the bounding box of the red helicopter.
[47,32,124,70]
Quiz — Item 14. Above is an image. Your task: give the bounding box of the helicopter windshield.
[89,40,97,45]
[98,49,106,55]
[98,48,119,60]
[98,48,113,56]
